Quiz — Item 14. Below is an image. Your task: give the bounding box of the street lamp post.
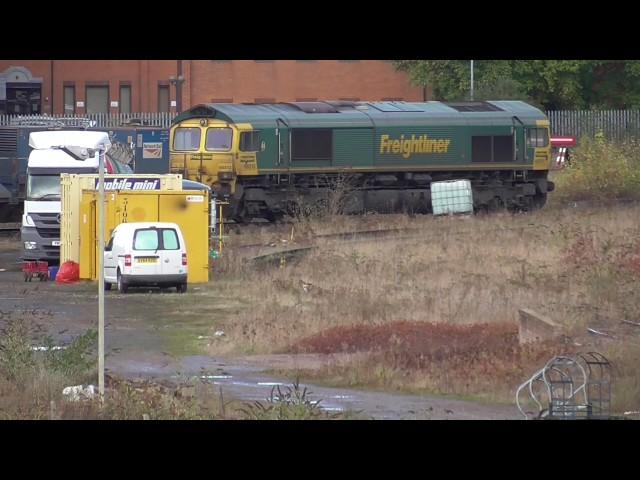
[57,139,108,400]
[97,144,106,398]
[470,60,475,101]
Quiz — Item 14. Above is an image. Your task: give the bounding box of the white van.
[104,222,188,293]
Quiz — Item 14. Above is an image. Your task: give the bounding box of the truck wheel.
[117,271,128,294]
[104,282,112,291]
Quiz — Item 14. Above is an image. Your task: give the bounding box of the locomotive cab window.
[240,131,261,152]
[173,127,201,151]
[291,129,332,162]
[527,128,549,148]
[206,127,233,151]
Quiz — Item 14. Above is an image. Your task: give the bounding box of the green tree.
[394,60,640,110]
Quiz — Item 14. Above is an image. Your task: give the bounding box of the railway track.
[232,219,559,266]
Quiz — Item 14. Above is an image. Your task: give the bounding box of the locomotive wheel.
[531,192,547,210]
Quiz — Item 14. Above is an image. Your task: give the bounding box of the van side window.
[162,229,180,250]
[133,229,159,250]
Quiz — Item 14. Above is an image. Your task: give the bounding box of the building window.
[63,86,75,114]
[211,98,233,103]
[291,129,332,162]
[158,85,169,112]
[86,86,109,114]
[120,85,131,114]
[296,98,318,102]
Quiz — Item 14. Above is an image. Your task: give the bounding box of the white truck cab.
[104,222,188,293]
[22,131,111,263]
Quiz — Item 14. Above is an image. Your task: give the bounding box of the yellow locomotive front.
[170,118,239,196]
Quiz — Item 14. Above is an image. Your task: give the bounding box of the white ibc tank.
[431,180,474,215]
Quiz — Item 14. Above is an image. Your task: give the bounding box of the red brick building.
[0,60,425,116]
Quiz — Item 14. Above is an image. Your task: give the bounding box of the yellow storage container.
[79,189,210,284]
[61,173,182,265]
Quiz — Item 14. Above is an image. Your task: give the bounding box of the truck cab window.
[27,175,61,200]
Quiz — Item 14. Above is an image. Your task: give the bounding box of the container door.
[118,192,159,224]
[157,192,209,283]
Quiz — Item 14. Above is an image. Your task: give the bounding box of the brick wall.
[0,60,426,114]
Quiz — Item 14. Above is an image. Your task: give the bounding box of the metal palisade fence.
[2,110,640,141]
[546,110,640,141]
[0,112,177,128]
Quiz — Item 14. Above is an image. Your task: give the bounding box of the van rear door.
[131,227,161,275]
[159,227,183,275]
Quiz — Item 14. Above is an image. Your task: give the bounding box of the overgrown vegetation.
[553,135,640,202]
[0,314,356,419]
[202,203,640,411]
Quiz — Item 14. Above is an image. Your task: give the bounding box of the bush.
[0,319,36,382]
[554,134,640,201]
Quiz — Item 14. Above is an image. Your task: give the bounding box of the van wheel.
[104,282,112,291]
[176,283,187,293]
[117,271,128,294]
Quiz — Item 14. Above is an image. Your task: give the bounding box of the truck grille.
[30,212,60,238]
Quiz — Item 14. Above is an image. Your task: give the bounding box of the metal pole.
[176,60,183,114]
[97,145,105,399]
[470,60,474,101]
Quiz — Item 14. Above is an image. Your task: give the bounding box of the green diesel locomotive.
[170,100,552,221]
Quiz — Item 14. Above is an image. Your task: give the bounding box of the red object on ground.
[55,261,80,284]
[22,261,49,282]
